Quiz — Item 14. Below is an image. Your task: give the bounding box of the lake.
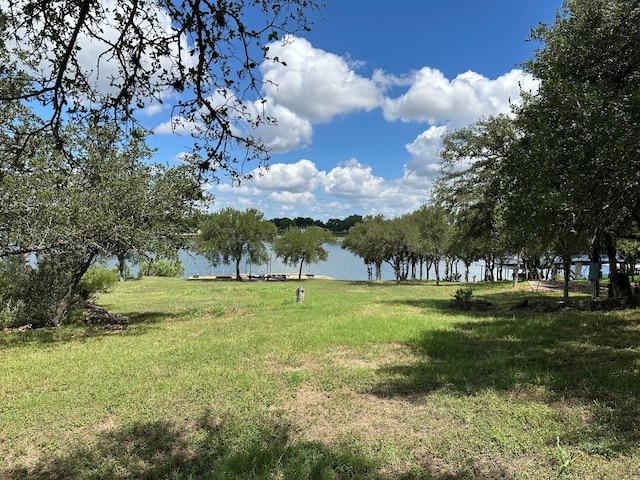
[178,243,489,282]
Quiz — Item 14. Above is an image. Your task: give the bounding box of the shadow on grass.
[5,411,514,480]
[0,312,175,349]
[7,414,379,480]
[373,309,640,457]
[381,281,593,317]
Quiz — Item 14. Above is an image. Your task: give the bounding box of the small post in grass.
[296,286,305,303]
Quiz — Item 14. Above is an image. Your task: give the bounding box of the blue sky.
[146,0,564,221]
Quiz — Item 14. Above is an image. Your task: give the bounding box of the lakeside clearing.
[1,278,639,479]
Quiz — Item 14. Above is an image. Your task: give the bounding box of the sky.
[145,0,565,221]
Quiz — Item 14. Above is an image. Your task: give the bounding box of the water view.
[179,243,489,282]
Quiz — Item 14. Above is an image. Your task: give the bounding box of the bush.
[77,266,120,300]
[0,298,27,330]
[452,287,474,308]
[0,253,70,328]
[138,258,185,278]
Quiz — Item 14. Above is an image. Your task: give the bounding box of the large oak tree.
[1,123,204,325]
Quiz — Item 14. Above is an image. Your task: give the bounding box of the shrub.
[452,287,474,308]
[0,298,27,330]
[77,266,120,300]
[138,258,185,278]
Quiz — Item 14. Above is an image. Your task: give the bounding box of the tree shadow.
[0,311,176,349]
[382,283,592,318]
[372,310,640,457]
[6,413,382,480]
[4,411,516,480]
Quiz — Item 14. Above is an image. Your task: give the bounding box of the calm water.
[179,243,489,282]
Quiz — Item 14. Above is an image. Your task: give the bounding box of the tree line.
[432,0,640,300]
[270,215,363,234]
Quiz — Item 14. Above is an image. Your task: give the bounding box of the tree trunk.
[375,262,382,282]
[235,258,242,280]
[51,252,96,327]
[512,253,521,288]
[590,237,601,299]
[562,255,571,299]
[117,252,127,282]
[605,233,629,298]
[484,255,495,283]
[19,252,31,275]
[298,258,305,280]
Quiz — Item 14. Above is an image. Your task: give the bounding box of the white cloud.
[322,159,385,197]
[250,159,322,192]
[154,116,202,135]
[249,102,313,153]
[9,0,192,109]
[382,67,538,125]
[208,157,428,220]
[260,36,384,123]
[267,191,316,204]
[404,125,448,177]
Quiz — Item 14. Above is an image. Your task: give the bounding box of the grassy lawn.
[1,277,639,479]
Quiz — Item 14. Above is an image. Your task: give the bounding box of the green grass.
[1,277,640,479]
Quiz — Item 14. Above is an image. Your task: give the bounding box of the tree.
[381,216,416,284]
[101,133,207,282]
[326,215,363,233]
[1,122,203,326]
[514,0,640,297]
[1,0,322,181]
[195,208,277,280]
[273,227,335,280]
[411,205,454,285]
[435,115,518,283]
[342,215,387,281]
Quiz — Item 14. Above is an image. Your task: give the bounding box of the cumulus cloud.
[145,33,540,220]
[209,156,428,220]
[260,36,384,123]
[267,191,316,204]
[248,102,313,153]
[404,125,448,177]
[8,0,191,113]
[250,159,322,192]
[382,68,538,125]
[322,159,386,198]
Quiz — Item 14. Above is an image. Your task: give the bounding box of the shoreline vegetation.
[2,277,639,479]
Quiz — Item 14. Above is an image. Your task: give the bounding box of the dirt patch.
[527,280,596,294]
[277,344,429,446]
[331,343,413,370]
[261,343,414,375]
